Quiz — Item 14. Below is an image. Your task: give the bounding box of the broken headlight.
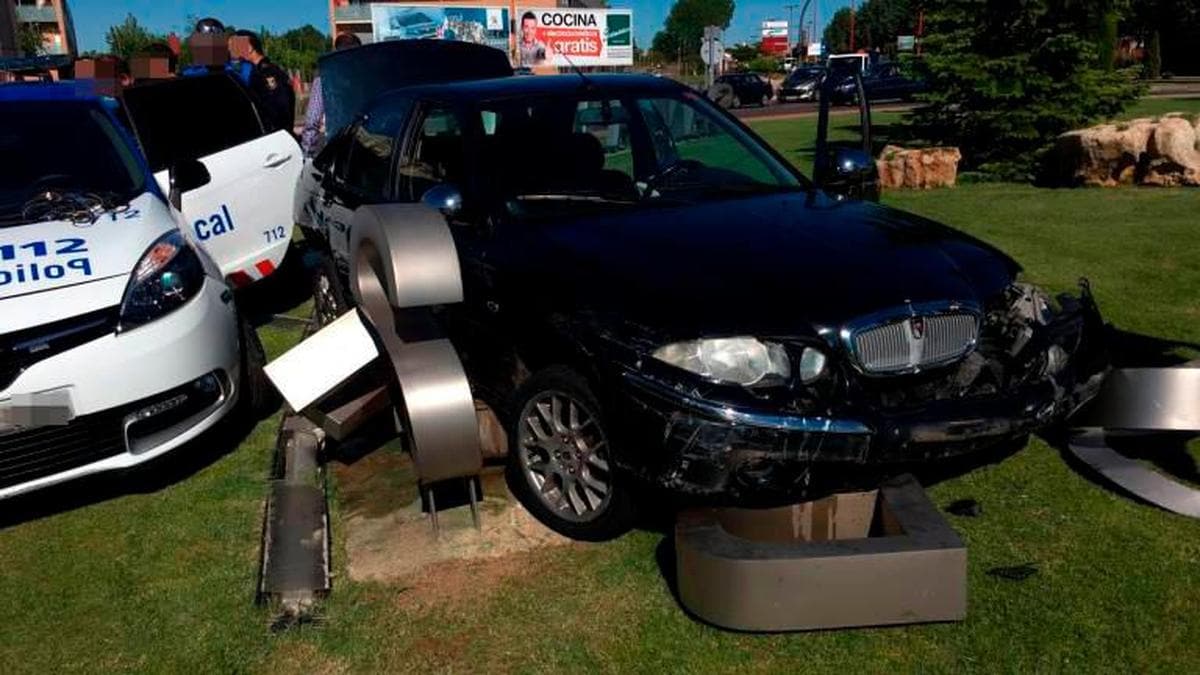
[653,337,791,387]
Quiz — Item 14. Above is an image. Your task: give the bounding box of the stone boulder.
[1043,115,1200,187]
[876,145,963,190]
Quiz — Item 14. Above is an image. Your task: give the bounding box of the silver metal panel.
[1071,366,1200,431]
[1068,365,1200,519]
[348,204,481,486]
[349,204,463,310]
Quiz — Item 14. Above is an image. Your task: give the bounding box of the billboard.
[516,8,633,68]
[761,20,789,56]
[371,5,510,53]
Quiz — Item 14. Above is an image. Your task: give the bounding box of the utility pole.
[850,0,857,52]
[785,4,801,53]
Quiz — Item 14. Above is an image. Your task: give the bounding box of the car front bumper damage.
[610,286,1109,501]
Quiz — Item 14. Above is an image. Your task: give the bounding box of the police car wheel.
[239,318,275,416]
[506,366,637,542]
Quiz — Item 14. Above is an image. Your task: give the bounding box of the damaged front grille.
[850,310,979,375]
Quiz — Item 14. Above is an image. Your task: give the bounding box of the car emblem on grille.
[909,317,926,340]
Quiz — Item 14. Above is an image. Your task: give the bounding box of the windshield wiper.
[514,193,638,205]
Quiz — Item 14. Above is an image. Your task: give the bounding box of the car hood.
[512,191,1019,339]
[0,192,176,332]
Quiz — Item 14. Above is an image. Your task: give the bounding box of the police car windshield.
[0,101,145,225]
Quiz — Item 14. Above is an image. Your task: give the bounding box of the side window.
[397,105,466,202]
[122,75,264,172]
[573,100,634,183]
[637,96,780,185]
[343,101,408,199]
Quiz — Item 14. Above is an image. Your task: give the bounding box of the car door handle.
[263,153,293,169]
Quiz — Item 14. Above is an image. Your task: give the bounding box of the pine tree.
[903,0,1145,179]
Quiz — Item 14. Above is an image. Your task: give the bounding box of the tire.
[309,253,350,328]
[238,317,275,416]
[506,366,636,542]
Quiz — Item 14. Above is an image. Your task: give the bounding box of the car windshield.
[0,101,145,226]
[476,89,804,217]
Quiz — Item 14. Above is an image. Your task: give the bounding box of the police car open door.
[122,73,302,286]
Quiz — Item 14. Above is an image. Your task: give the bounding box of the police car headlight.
[653,337,791,387]
[119,231,205,330]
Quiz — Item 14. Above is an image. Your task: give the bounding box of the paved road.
[731,100,915,121]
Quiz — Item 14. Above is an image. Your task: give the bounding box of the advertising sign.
[760,20,790,56]
[371,5,510,53]
[760,20,789,38]
[517,8,633,68]
[897,35,916,52]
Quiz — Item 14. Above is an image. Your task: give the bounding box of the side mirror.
[823,148,881,203]
[421,184,464,220]
[168,158,211,210]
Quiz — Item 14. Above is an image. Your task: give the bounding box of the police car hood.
[0,193,177,333]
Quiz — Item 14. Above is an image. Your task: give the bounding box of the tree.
[823,8,854,54]
[17,23,43,57]
[105,14,163,61]
[650,0,735,68]
[1125,0,1200,76]
[1145,30,1162,79]
[261,25,328,79]
[904,0,1145,179]
[728,42,761,63]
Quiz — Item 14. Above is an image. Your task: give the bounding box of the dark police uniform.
[249,58,295,135]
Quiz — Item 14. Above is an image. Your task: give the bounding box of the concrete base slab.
[334,450,568,583]
[675,474,966,632]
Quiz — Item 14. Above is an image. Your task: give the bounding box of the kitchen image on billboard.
[371,5,510,53]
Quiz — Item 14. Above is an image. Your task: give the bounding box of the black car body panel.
[301,71,1108,503]
[712,73,774,107]
[829,62,926,104]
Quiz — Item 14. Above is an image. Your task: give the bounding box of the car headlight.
[653,337,791,387]
[119,231,206,330]
[797,347,828,384]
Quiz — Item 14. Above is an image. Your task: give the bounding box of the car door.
[121,74,302,286]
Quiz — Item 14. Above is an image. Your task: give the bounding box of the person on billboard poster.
[519,11,549,67]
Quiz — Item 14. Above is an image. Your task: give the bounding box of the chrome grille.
[851,312,979,375]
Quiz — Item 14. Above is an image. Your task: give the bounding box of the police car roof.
[0,80,101,103]
[388,73,686,104]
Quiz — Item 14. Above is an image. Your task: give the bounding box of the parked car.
[829,62,926,105]
[0,75,300,499]
[297,58,1109,540]
[777,66,825,103]
[709,72,774,108]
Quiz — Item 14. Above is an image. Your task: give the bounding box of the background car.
[0,76,299,499]
[829,62,926,105]
[777,66,826,103]
[709,72,774,108]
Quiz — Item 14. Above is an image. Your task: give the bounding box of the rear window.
[122,75,264,172]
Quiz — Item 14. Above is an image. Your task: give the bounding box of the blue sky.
[71,1,855,54]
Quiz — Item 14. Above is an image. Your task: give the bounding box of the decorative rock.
[876,145,963,189]
[1044,115,1200,187]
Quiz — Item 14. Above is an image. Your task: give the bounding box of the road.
[731,100,915,121]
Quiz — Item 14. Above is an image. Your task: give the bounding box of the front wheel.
[506,367,636,541]
[238,317,275,416]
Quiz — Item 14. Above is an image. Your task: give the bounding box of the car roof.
[0,81,103,103]
[383,73,687,105]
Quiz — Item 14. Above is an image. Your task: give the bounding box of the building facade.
[8,0,76,57]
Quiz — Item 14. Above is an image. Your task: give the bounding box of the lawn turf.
[2,102,1200,673]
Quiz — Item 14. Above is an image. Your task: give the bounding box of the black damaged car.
[298,44,1108,540]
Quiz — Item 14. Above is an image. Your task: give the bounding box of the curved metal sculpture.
[1069,365,1200,518]
[349,204,481,485]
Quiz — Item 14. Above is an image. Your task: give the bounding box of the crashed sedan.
[299,64,1108,540]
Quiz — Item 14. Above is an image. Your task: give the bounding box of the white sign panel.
[517,8,634,68]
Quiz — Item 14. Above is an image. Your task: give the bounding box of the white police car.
[0,76,300,499]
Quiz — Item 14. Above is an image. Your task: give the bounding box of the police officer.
[228,30,295,135]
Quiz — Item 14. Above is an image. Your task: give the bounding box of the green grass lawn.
[3,101,1200,673]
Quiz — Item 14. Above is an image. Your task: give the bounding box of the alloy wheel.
[517,391,613,523]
